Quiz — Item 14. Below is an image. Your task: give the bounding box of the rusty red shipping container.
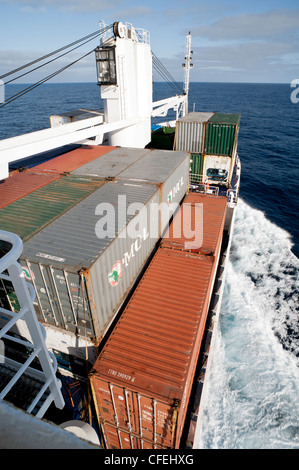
[31,144,115,173]
[90,193,227,449]
[90,247,219,449]
[0,171,61,209]
[161,193,227,255]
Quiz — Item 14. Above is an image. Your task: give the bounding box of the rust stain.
[0,170,61,209]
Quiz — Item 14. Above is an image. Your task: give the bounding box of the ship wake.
[197,198,299,449]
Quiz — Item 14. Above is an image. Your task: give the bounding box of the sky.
[0,0,298,84]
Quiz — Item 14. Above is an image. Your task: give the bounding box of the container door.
[190,153,203,184]
[91,376,176,449]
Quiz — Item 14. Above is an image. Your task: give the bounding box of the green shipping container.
[204,113,240,156]
[190,153,203,177]
[0,174,106,312]
[0,175,106,242]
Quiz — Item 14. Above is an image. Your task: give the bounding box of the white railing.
[189,174,220,195]
[151,95,187,119]
[0,230,64,418]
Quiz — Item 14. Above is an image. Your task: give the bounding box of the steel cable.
[0,24,113,81]
[0,48,96,109]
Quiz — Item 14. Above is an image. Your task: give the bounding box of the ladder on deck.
[0,230,64,418]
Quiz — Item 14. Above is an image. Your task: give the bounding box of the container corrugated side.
[174,112,214,154]
[90,247,217,449]
[71,147,151,178]
[0,175,106,242]
[19,181,161,349]
[161,193,227,255]
[175,121,204,153]
[0,171,61,209]
[204,113,241,157]
[30,145,115,174]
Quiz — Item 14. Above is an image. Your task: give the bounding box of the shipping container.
[31,144,115,174]
[0,175,106,242]
[189,153,204,184]
[161,193,227,255]
[1,148,190,373]
[203,154,234,187]
[204,113,240,156]
[71,147,151,178]
[174,112,214,154]
[50,108,103,127]
[0,170,61,209]
[90,246,219,449]
[72,148,190,234]
[147,126,175,150]
[115,149,189,232]
[15,182,161,357]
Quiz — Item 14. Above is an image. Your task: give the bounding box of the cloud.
[0,0,121,12]
[192,9,299,41]
[197,41,297,67]
[20,5,47,12]
[115,6,151,18]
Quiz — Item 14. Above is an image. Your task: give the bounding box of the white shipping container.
[203,155,233,187]
[175,112,214,154]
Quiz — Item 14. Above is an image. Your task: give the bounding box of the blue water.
[0,81,298,449]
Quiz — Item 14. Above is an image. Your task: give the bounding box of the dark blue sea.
[0,81,298,449]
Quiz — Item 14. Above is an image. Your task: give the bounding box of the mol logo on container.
[108,228,149,287]
[167,176,184,204]
[108,260,123,287]
[22,266,35,281]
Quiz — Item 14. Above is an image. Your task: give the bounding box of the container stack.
[174,112,240,187]
[0,145,189,376]
[89,192,227,449]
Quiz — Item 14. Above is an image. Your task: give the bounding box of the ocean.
[0,81,298,449]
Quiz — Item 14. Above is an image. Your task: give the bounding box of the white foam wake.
[198,198,299,449]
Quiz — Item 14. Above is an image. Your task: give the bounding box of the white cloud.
[0,0,121,12]
[192,9,299,41]
[115,6,151,18]
[20,5,47,12]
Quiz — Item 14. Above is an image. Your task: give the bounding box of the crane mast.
[182,32,193,115]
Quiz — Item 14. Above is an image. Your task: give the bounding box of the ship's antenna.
[182,31,193,115]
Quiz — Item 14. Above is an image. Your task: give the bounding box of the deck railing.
[0,230,64,418]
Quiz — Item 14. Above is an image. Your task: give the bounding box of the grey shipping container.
[20,182,160,343]
[72,148,190,233]
[174,112,214,154]
[18,143,188,356]
[71,147,151,179]
[115,149,189,232]
[10,149,189,371]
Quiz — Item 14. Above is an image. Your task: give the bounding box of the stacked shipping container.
[175,112,240,187]
[90,192,228,449]
[0,145,190,375]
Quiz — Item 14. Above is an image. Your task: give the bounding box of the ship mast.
[182,31,193,115]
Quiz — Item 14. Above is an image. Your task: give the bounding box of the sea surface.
[0,81,298,449]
